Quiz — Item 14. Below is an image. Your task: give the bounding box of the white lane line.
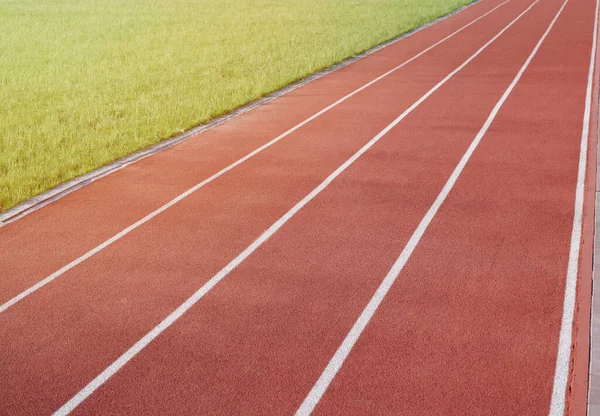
[51,2,538,414]
[295,0,567,413]
[549,0,600,413]
[0,0,510,314]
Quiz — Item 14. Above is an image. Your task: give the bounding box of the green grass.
[0,0,471,211]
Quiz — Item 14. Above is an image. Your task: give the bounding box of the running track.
[1,0,599,414]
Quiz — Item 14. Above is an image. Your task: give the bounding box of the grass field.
[0,0,471,212]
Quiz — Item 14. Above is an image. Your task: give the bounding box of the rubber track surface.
[1,0,598,414]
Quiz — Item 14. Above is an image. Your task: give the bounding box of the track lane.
[0,1,541,415]
[0,0,508,306]
[29,0,569,413]
[304,0,597,414]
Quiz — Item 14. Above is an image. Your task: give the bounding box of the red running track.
[1,0,598,414]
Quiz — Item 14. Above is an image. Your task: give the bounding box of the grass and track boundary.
[0,0,476,225]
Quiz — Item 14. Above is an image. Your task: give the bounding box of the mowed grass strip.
[0,0,471,211]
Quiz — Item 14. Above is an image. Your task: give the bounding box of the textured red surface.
[0,0,597,414]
